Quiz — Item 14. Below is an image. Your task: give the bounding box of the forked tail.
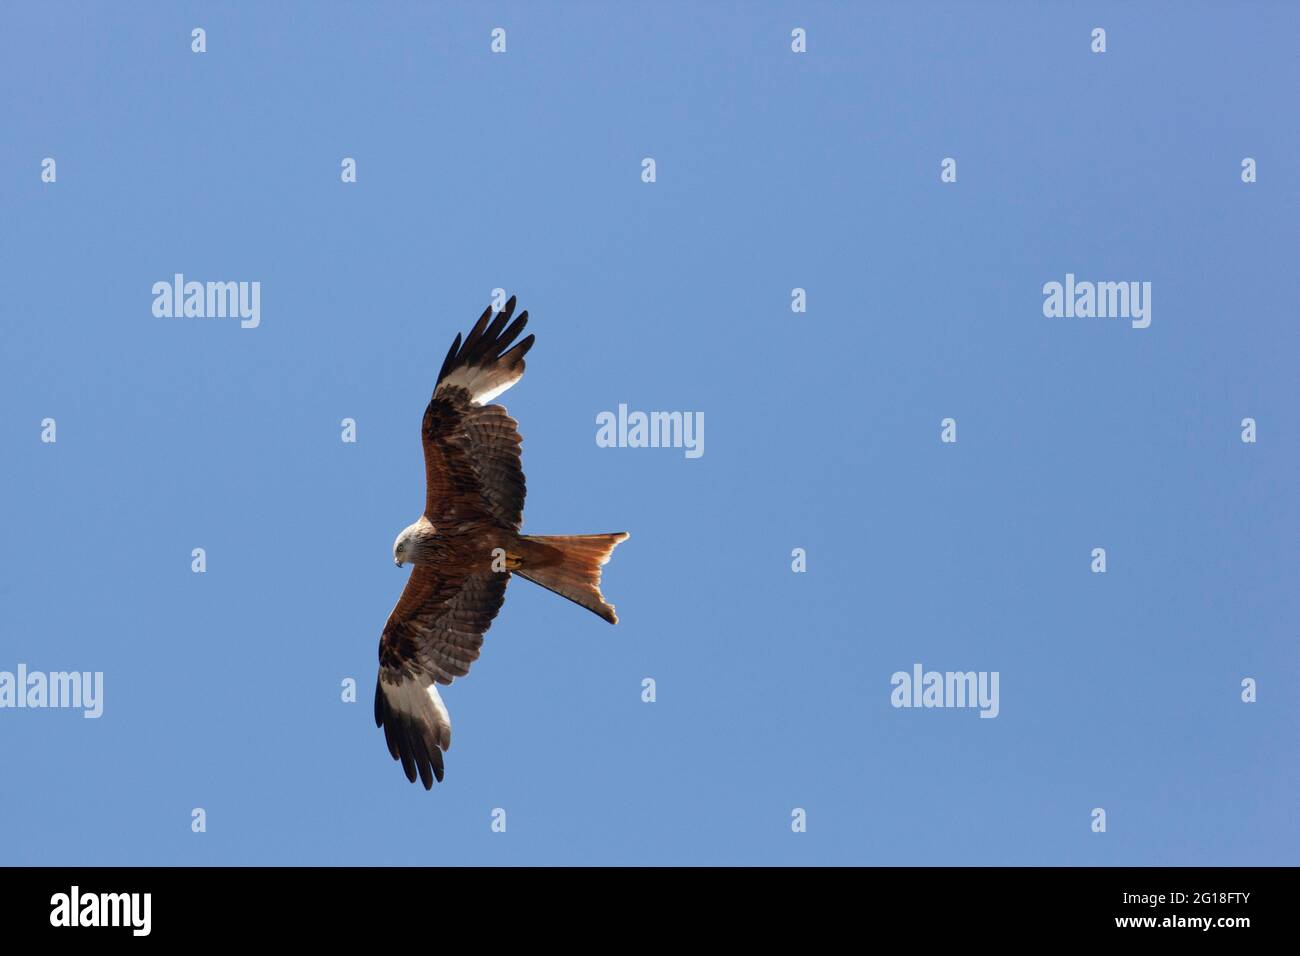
[517,533,629,624]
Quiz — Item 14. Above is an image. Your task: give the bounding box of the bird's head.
[393,519,435,567]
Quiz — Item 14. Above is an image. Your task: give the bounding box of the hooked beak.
[395,559,404,568]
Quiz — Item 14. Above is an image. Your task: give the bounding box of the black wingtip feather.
[398,727,418,782]
[436,333,463,384]
[476,309,512,357]
[495,312,528,354]
[464,306,494,348]
[435,296,534,389]
[502,333,535,366]
[376,676,449,789]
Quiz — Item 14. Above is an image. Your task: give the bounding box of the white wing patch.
[426,683,452,747]
[440,363,524,406]
[384,674,452,750]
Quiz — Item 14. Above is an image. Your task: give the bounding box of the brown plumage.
[374,296,628,789]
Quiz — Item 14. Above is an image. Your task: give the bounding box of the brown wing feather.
[454,401,526,529]
[421,296,533,528]
[421,392,494,523]
[375,565,511,788]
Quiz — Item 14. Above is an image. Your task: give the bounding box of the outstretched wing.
[375,565,510,788]
[422,296,534,530]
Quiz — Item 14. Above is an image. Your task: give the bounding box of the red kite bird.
[375,297,628,788]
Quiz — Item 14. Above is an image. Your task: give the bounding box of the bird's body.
[394,516,513,572]
[374,296,627,789]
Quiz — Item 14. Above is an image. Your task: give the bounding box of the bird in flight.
[375,296,628,788]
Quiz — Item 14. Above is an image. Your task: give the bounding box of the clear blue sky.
[1,2,1295,865]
